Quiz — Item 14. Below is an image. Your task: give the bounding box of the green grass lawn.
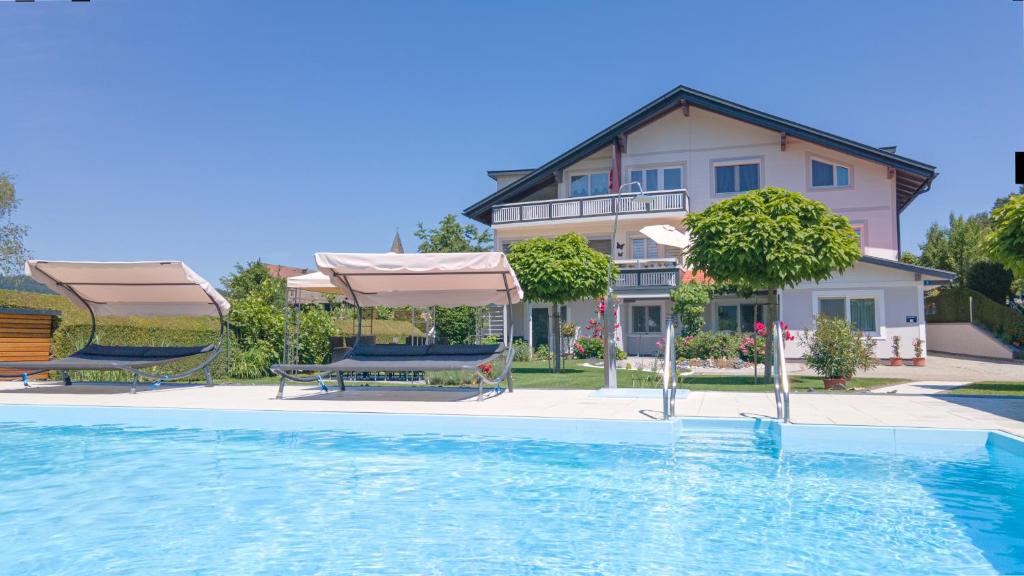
[508,360,905,392]
[941,382,1024,396]
[203,359,905,392]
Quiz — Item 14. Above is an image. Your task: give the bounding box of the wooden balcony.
[491,190,689,225]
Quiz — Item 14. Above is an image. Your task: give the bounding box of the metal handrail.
[662,319,678,420]
[771,322,791,423]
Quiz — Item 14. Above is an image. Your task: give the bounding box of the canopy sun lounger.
[271,251,523,400]
[0,261,230,393]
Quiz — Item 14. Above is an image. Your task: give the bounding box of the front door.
[531,307,550,349]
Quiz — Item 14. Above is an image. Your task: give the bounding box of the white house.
[463,85,954,359]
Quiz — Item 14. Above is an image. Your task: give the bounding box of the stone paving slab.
[0,381,1021,438]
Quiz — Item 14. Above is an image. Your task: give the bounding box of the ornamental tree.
[682,187,861,380]
[506,232,615,372]
[988,194,1024,278]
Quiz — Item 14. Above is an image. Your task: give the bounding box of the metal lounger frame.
[3,266,226,393]
[271,266,517,400]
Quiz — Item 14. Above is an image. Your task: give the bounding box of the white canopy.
[640,224,690,249]
[313,251,523,307]
[286,271,343,295]
[25,260,230,318]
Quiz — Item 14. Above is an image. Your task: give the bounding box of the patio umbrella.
[639,224,689,250]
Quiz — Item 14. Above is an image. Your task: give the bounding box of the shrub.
[670,280,713,336]
[481,335,500,345]
[511,338,532,362]
[533,344,552,361]
[434,306,476,345]
[573,337,603,359]
[675,331,742,360]
[229,340,278,379]
[738,333,766,362]
[966,261,1013,304]
[801,315,876,380]
[890,335,901,359]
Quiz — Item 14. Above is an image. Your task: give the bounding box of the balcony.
[614,259,680,294]
[491,190,689,225]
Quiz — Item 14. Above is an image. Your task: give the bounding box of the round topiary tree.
[506,232,614,372]
[682,187,862,381]
[988,194,1024,279]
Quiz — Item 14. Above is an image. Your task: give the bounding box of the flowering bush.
[573,336,625,360]
[801,315,876,380]
[675,331,744,360]
[479,362,493,376]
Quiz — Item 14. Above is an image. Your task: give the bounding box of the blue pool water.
[0,409,1021,575]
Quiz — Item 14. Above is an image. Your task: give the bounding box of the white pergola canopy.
[286,271,341,295]
[313,251,523,307]
[25,260,230,318]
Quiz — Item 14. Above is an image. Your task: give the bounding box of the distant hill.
[0,275,53,294]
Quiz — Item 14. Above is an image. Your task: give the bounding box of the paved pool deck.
[0,381,1022,438]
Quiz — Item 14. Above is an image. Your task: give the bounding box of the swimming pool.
[0,406,1021,575]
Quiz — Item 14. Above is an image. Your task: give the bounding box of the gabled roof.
[464,85,938,224]
[858,255,955,280]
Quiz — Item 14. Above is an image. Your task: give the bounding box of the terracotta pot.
[889,358,903,366]
[912,357,926,367]
[823,377,847,390]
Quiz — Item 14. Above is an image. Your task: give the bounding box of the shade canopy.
[286,271,345,296]
[25,260,230,318]
[313,251,523,307]
[640,224,690,249]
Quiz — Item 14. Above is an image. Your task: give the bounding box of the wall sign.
[906,315,918,323]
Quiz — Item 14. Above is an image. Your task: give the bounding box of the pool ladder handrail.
[771,322,791,423]
[662,319,678,420]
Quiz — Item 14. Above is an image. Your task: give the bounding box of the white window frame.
[809,156,853,190]
[568,170,611,198]
[849,222,866,250]
[629,236,661,260]
[624,164,686,192]
[629,303,663,335]
[712,158,762,195]
[811,289,885,338]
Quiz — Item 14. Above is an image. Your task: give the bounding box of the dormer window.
[811,159,851,188]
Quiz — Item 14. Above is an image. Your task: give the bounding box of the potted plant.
[912,337,926,367]
[888,335,903,366]
[801,316,877,389]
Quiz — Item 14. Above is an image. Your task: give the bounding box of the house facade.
[463,86,954,358]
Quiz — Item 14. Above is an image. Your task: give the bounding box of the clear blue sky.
[2,0,1022,282]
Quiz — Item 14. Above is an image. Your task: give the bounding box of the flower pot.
[823,377,847,390]
[889,358,903,366]
[911,357,926,367]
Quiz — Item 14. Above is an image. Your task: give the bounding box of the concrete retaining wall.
[925,322,1017,360]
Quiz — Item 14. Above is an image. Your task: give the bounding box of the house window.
[570,172,610,197]
[631,305,662,334]
[811,159,851,188]
[631,237,660,259]
[816,295,880,335]
[628,166,685,192]
[714,162,760,194]
[717,303,763,332]
[851,224,865,249]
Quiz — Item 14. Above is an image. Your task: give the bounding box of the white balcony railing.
[492,190,689,225]
[614,266,680,291]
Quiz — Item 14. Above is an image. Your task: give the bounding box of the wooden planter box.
[0,308,60,380]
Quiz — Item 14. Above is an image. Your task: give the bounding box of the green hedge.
[2,289,231,382]
[926,286,1024,347]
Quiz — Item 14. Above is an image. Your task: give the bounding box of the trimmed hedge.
[2,289,230,382]
[926,286,1024,347]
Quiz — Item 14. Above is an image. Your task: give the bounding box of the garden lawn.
[942,382,1024,396]
[509,360,906,392]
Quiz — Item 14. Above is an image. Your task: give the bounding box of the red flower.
[479,362,493,375]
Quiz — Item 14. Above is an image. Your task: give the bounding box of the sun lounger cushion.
[0,344,216,372]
